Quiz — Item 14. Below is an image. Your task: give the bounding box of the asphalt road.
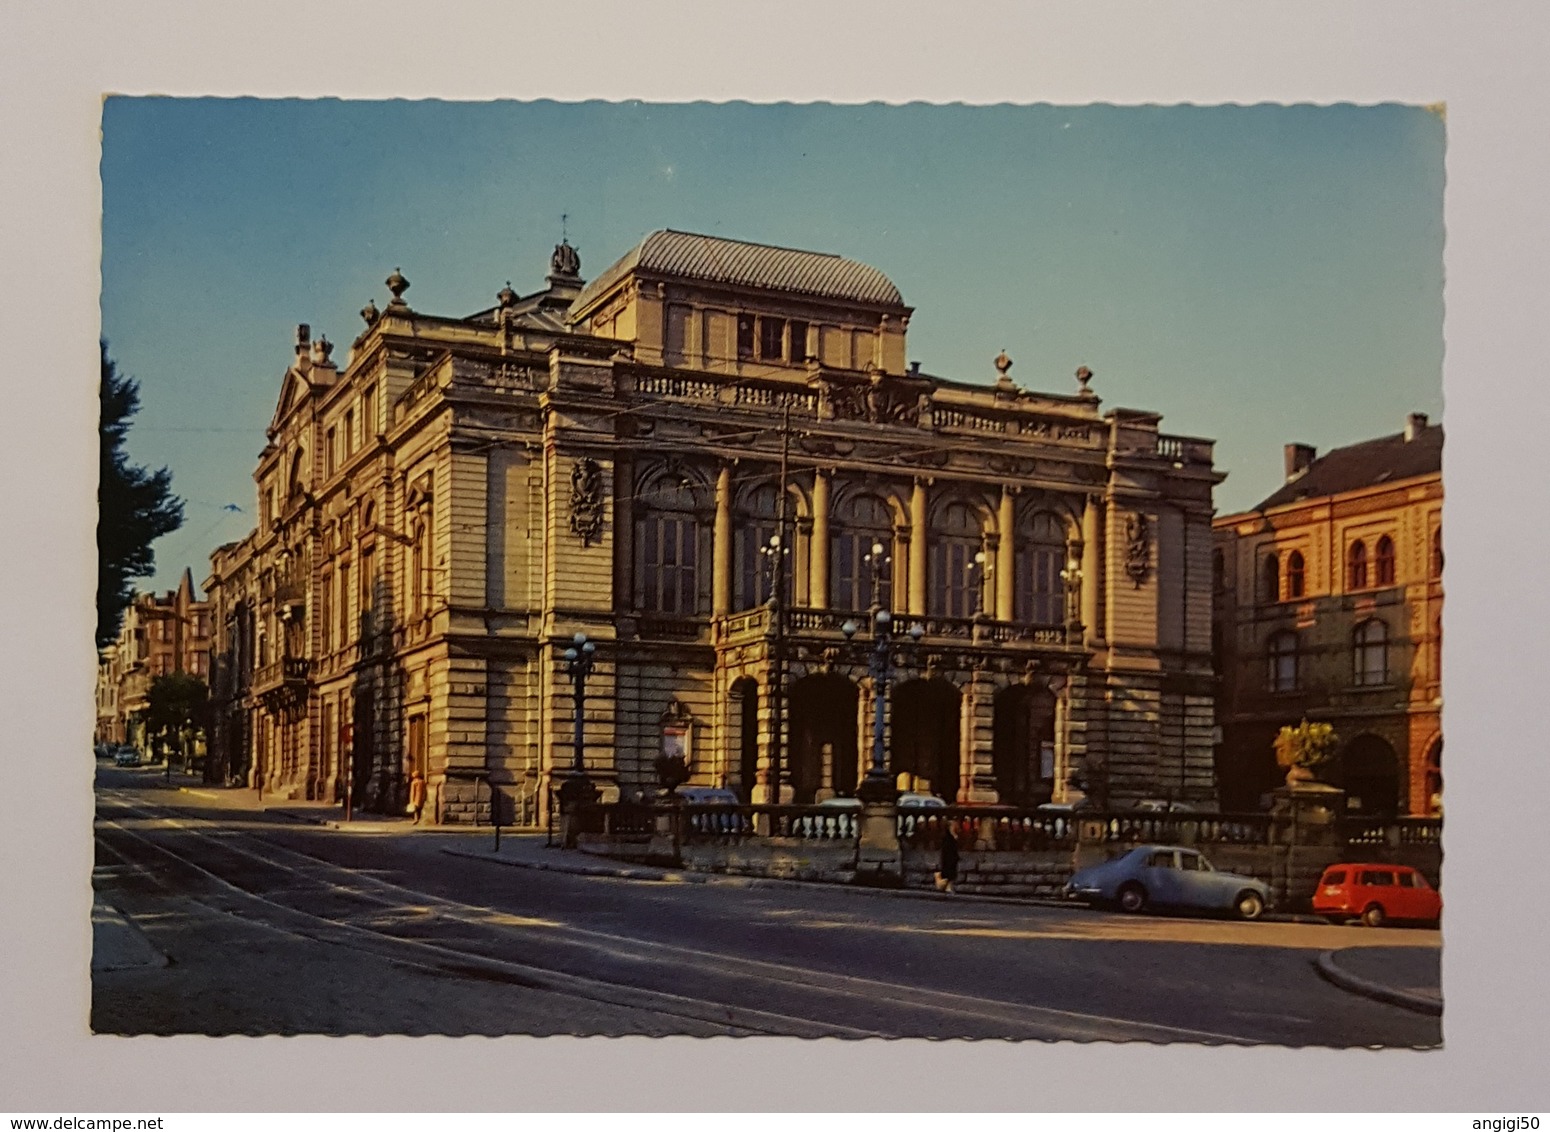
[92,766,1442,1046]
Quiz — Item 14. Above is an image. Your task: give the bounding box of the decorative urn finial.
[497,281,517,309]
[385,267,410,307]
[1075,365,1095,397]
[994,350,1013,377]
[360,299,380,327]
[312,335,334,364]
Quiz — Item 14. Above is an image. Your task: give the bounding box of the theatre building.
[1212,416,1443,815]
[203,230,1223,822]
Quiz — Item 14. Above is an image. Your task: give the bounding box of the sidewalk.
[1315,944,1442,1015]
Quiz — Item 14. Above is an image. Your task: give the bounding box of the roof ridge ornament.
[385,267,410,307]
[551,240,581,279]
[497,281,518,309]
[1076,365,1096,399]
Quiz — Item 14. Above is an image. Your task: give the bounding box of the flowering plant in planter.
[1273,718,1338,783]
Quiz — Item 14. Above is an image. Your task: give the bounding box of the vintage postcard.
[89,99,1447,1048]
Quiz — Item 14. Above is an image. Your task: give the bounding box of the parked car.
[673,785,740,806]
[1036,798,1098,814]
[113,747,141,767]
[1312,863,1441,928]
[1063,845,1273,920]
[1130,799,1197,813]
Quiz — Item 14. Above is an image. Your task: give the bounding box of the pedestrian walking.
[935,823,959,893]
[408,771,427,825]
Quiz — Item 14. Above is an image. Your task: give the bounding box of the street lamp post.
[760,531,790,803]
[556,630,599,846]
[843,602,924,803]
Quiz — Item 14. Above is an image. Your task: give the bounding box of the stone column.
[811,468,831,609]
[997,487,1016,621]
[909,479,929,617]
[1082,493,1103,644]
[713,463,732,616]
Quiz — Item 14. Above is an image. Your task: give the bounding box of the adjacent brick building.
[1212,415,1443,815]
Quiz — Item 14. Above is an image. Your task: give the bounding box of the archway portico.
[1336,733,1402,817]
[992,682,1057,806]
[789,673,860,802]
[890,677,961,800]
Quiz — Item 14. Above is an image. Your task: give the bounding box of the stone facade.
[95,569,212,753]
[203,230,1223,822]
[1212,416,1443,815]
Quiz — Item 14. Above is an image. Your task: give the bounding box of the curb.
[1313,949,1442,1016]
[437,846,1325,921]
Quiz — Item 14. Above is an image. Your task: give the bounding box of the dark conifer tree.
[98,342,183,647]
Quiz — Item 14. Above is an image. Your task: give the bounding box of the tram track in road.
[93,788,1269,1043]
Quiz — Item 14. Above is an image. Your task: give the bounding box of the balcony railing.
[715,607,1074,649]
[252,655,311,695]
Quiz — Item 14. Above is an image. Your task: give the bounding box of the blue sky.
[101,99,1443,594]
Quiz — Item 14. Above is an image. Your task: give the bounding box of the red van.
[1312,863,1442,927]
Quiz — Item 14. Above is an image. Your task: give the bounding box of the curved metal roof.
[571,230,905,314]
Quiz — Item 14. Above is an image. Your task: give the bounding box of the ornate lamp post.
[760,530,790,803]
[556,630,599,843]
[842,607,925,802]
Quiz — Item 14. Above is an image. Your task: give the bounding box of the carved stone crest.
[551,240,581,278]
[569,457,606,546]
[1125,512,1151,587]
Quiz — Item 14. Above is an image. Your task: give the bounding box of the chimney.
[1406,412,1429,441]
[1283,442,1316,483]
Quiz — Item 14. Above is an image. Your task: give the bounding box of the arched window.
[288,448,306,501]
[1375,535,1396,586]
[1262,552,1280,604]
[634,478,702,615]
[733,484,781,611]
[929,501,983,618]
[1014,512,1066,625]
[1431,527,1443,578]
[1347,540,1368,590]
[1353,619,1388,687]
[830,494,893,612]
[1266,630,1299,693]
[1286,550,1306,599]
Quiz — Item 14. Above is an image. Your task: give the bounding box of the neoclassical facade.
[204,230,1222,822]
[1212,415,1443,815]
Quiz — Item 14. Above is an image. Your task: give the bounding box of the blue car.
[1063,845,1273,921]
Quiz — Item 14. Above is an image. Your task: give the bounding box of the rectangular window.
[338,561,351,643]
[362,384,377,443]
[789,320,809,363]
[344,409,355,456]
[758,317,785,360]
[320,570,332,653]
[736,315,755,359]
[326,428,336,476]
[665,304,689,366]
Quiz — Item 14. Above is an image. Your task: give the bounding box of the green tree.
[98,342,183,647]
[144,672,209,769]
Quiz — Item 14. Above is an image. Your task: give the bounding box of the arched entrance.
[891,678,961,801]
[788,674,859,802]
[993,683,1057,806]
[730,677,759,803]
[1336,733,1401,817]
